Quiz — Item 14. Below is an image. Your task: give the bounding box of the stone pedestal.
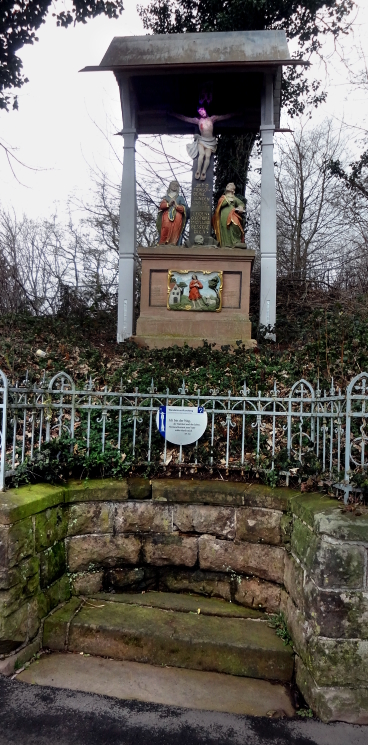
[135,245,255,349]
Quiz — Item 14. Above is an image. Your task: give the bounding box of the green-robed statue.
[212,182,245,247]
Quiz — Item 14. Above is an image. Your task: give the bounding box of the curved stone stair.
[43,591,294,683]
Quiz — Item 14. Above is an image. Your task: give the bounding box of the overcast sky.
[0,1,367,220]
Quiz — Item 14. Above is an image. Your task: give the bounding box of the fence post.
[0,370,9,491]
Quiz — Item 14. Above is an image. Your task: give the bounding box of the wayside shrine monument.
[83,31,305,346]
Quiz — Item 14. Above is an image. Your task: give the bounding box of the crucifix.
[173,108,235,245]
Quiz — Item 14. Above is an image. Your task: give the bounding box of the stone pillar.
[117,77,137,342]
[259,74,277,338]
[189,155,214,245]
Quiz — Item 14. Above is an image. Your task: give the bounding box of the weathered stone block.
[303,581,368,639]
[40,541,66,588]
[234,577,281,612]
[104,567,157,593]
[152,479,246,506]
[115,502,172,534]
[43,596,81,650]
[0,571,39,618]
[8,517,34,568]
[160,569,231,601]
[173,504,235,538]
[0,638,41,677]
[280,513,292,544]
[127,477,151,500]
[198,535,285,584]
[0,555,39,594]
[67,535,141,572]
[41,574,71,614]
[289,493,337,529]
[65,479,128,504]
[283,553,304,609]
[290,517,319,567]
[296,656,368,724]
[281,593,311,660]
[291,518,365,589]
[244,484,294,511]
[236,507,282,545]
[315,509,368,543]
[0,525,7,566]
[67,502,113,536]
[35,505,68,552]
[0,484,64,525]
[307,637,368,688]
[0,601,28,643]
[143,534,198,567]
[70,571,104,596]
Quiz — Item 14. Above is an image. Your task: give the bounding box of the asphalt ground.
[0,675,367,745]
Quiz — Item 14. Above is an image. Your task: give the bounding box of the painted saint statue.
[173,108,235,180]
[157,181,188,245]
[212,183,245,247]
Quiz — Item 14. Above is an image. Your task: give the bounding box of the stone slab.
[65,480,129,504]
[45,595,294,681]
[0,485,65,525]
[18,652,295,717]
[88,591,264,619]
[43,597,82,651]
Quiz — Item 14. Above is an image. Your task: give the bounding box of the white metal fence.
[1,369,368,503]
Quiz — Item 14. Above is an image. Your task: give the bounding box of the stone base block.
[296,656,368,724]
[135,245,256,349]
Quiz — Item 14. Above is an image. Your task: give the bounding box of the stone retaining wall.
[1,478,367,723]
[0,479,291,658]
[283,493,368,724]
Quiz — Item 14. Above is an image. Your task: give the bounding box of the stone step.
[18,653,296,717]
[43,592,294,683]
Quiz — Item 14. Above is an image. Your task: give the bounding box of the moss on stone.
[289,493,338,529]
[35,505,69,552]
[0,484,65,525]
[8,517,34,568]
[291,518,319,570]
[47,595,294,682]
[127,477,151,500]
[40,541,66,589]
[65,479,128,504]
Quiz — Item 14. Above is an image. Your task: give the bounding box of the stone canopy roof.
[81,31,306,134]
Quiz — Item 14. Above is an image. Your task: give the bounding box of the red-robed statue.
[156,181,188,245]
[188,274,203,302]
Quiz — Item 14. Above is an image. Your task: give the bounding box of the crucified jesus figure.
[173,108,236,180]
